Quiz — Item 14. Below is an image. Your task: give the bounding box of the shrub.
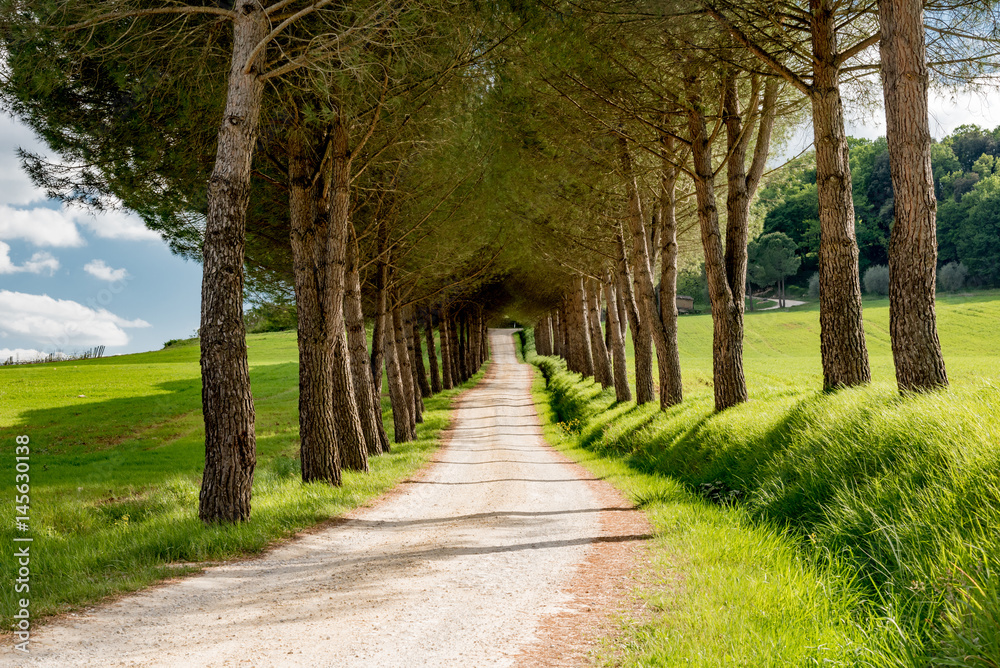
[938,261,969,293]
[808,272,820,299]
[864,264,890,296]
[244,302,297,333]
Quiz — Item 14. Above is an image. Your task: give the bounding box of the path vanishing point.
[6,330,650,667]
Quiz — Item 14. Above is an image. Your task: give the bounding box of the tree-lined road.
[9,331,643,667]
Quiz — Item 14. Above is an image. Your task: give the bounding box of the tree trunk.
[550,309,560,358]
[439,307,454,390]
[604,273,632,402]
[657,136,684,408]
[425,311,442,394]
[879,0,948,392]
[457,313,469,382]
[384,305,412,443]
[587,277,613,388]
[575,277,596,378]
[411,313,432,398]
[617,228,655,404]
[619,134,683,409]
[197,0,267,523]
[369,229,389,398]
[481,315,489,362]
[812,0,871,389]
[399,305,423,425]
[448,312,462,384]
[469,310,481,373]
[332,330,368,472]
[288,124,341,486]
[327,117,367,473]
[345,230,389,455]
[688,84,748,411]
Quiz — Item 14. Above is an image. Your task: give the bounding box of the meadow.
[0,332,480,628]
[525,291,1000,666]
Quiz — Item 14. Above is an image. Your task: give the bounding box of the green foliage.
[757,126,1000,287]
[939,262,970,293]
[865,264,891,296]
[676,264,709,306]
[808,272,820,298]
[747,232,801,290]
[244,302,297,334]
[0,331,481,625]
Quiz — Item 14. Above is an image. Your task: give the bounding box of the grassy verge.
[519,329,1000,666]
[0,331,483,628]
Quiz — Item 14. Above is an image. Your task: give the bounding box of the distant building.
[676,295,694,313]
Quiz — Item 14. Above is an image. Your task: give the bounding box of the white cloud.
[84,259,129,282]
[0,348,69,363]
[0,205,84,247]
[0,290,150,348]
[0,241,60,275]
[73,207,162,242]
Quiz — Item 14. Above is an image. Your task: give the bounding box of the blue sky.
[2,85,999,361]
[0,113,203,361]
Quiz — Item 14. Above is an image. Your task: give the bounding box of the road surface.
[6,330,646,667]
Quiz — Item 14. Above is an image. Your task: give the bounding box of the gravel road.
[5,330,640,667]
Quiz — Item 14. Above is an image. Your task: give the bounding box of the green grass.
[650,291,1000,395]
[524,292,1000,666]
[0,331,481,628]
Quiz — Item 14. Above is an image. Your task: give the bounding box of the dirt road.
[6,330,645,667]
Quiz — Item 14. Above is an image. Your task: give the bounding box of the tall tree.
[878,0,948,392]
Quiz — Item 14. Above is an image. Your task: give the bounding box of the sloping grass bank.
[1,331,483,628]
[519,330,1000,666]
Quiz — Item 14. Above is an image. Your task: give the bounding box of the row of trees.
[500,0,996,410]
[3,0,996,521]
[1,0,510,522]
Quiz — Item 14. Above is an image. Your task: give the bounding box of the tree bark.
[198,0,267,523]
[619,135,682,409]
[439,307,453,390]
[384,304,412,443]
[812,0,871,389]
[411,313,432,398]
[345,230,389,455]
[688,82,748,411]
[457,313,469,382]
[425,311,442,394]
[469,309,482,373]
[576,277,596,378]
[328,117,367,473]
[879,0,948,392]
[587,277,613,388]
[550,309,560,358]
[332,330,368,472]
[617,227,655,404]
[536,312,552,356]
[604,273,632,402]
[287,123,341,486]
[399,305,423,425]
[369,227,389,398]
[658,135,684,407]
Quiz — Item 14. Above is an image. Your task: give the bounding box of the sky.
[0,113,203,362]
[1,85,999,361]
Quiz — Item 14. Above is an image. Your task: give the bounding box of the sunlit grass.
[523,292,1000,666]
[0,331,481,627]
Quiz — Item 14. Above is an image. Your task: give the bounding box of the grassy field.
[526,291,1000,666]
[634,291,1000,396]
[0,332,479,628]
